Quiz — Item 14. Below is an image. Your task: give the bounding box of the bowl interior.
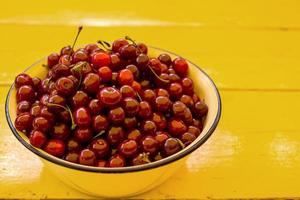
[6,47,221,173]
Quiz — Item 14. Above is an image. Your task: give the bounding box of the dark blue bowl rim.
[5,46,222,173]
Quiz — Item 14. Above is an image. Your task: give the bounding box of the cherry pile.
[14,27,208,168]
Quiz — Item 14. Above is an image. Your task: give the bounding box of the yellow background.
[1,0,300,198]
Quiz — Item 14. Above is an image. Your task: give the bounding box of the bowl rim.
[5,46,222,173]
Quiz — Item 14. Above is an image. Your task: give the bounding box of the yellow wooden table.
[1,0,300,198]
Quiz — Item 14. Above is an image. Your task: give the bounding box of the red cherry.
[71,91,89,108]
[90,138,109,158]
[29,130,47,148]
[118,69,134,85]
[92,52,111,69]
[51,123,70,140]
[16,85,35,103]
[33,116,50,133]
[92,114,109,132]
[155,131,169,146]
[74,127,93,142]
[112,38,129,53]
[98,66,112,82]
[108,154,126,167]
[168,118,187,137]
[66,138,81,151]
[14,112,33,132]
[15,73,33,88]
[131,81,141,92]
[118,139,138,157]
[107,126,125,146]
[141,136,159,155]
[84,43,99,54]
[172,57,188,77]
[55,77,75,96]
[17,101,31,115]
[47,53,60,68]
[44,139,65,157]
[127,129,142,141]
[65,152,79,163]
[83,73,100,94]
[98,87,121,107]
[73,107,91,127]
[88,99,103,115]
[79,149,96,166]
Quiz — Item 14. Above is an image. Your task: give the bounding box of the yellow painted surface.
[1,0,300,198]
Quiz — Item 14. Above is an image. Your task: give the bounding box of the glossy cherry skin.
[158,53,172,66]
[40,94,49,106]
[127,129,142,141]
[83,73,100,94]
[71,91,89,108]
[123,117,137,130]
[194,101,208,117]
[51,64,71,79]
[90,138,109,158]
[141,120,157,135]
[98,87,122,107]
[181,132,196,146]
[60,45,73,55]
[97,160,107,167]
[164,138,182,156]
[131,81,142,92]
[109,107,125,124]
[137,43,148,54]
[33,116,50,133]
[136,54,149,70]
[140,79,151,89]
[142,89,156,103]
[98,66,112,82]
[168,83,183,99]
[79,149,96,166]
[193,119,203,131]
[118,139,138,157]
[140,136,159,155]
[16,85,35,103]
[17,101,31,115]
[120,44,137,59]
[47,53,60,68]
[107,126,125,146]
[183,108,193,125]
[88,99,103,115]
[172,101,186,117]
[155,131,169,146]
[66,138,81,151]
[112,38,129,53]
[187,125,201,137]
[15,73,33,88]
[122,97,139,117]
[15,112,33,132]
[132,153,151,166]
[40,106,55,125]
[152,112,167,131]
[110,53,121,70]
[155,88,169,98]
[155,96,171,112]
[43,139,65,157]
[118,69,134,85]
[32,77,42,90]
[108,154,126,167]
[47,94,66,112]
[71,62,92,79]
[65,151,79,163]
[155,73,169,87]
[120,85,136,98]
[51,123,70,140]
[59,55,72,66]
[169,73,180,83]
[138,101,152,119]
[92,114,109,132]
[29,130,47,148]
[172,57,188,77]
[72,50,88,63]
[55,77,75,96]
[168,118,187,137]
[73,107,91,127]
[149,58,162,74]
[91,52,111,69]
[182,77,194,93]
[74,127,93,143]
[180,95,194,108]
[126,64,139,79]
[84,43,99,54]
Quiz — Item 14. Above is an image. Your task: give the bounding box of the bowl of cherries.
[6,27,221,197]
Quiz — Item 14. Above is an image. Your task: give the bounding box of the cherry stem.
[46,103,76,130]
[97,40,111,51]
[141,152,151,163]
[148,65,169,83]
[69,26,83,57]
[136,92,142,102]
[91,130,105,140]
[71,61,87,71]
[125,36,142,54]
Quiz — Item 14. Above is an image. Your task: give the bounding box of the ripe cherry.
[65,152,80,163]
[152,112,167,131]
[47,53,60,68]
[15,112,33,132]
[15,73,33,88]
[123,117,137,130]
[97,160,107,167]
[51,123,70,140]
[83,73,100,94]
[109,107,125,124]
[16,85,35,103]
[17,101,31,115]
[73,107,91,127]
[74,127,93,142]
[132,153,151,166]
[138,101,152,119]
[131,81,141,92]
[172,101,186,117]
[107,126,125,146]
[118,139,138,157]
[122,97,139,117]
[142,89,156,103]
[55,77,75,96]
[98,66,112,82]
[88,99,103,115]
[182,77,194,93]
[180,95,194,108]
[60,45,73,56]
[44,139,65,157]
[127,129,142,141]
[194,101,208,117]
[172,57,188,77]
[110,53,121,70]
[158,54,172,66]
[155,131,169,146]
[112,38,129,53]
[72,50,88,63]
[71,91,89,108]
[188,125,201,137]
[120,44,137,59]
[66,138,81,151]
[155,88,169,98]
[136,54,149,70]
[118,69,134,85]
[155,96,171,112]
[84,43,99,54]
[137,43,148,54]
[108,154,126,167]
[98,87,121,107]
[79,149,96,166]
[92,114,108,132]
[141,120,157,135]
[168,83,183,99]
[168,118,187,137]
[90,138,109,158]
[126,64,139,79]
[33,116,50,133]
[120,85,136,98]
[164,138,182,156]
[29,130,47,148]
[181,132,196,146]
[141,136,159,155]
[92,52,111,69]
